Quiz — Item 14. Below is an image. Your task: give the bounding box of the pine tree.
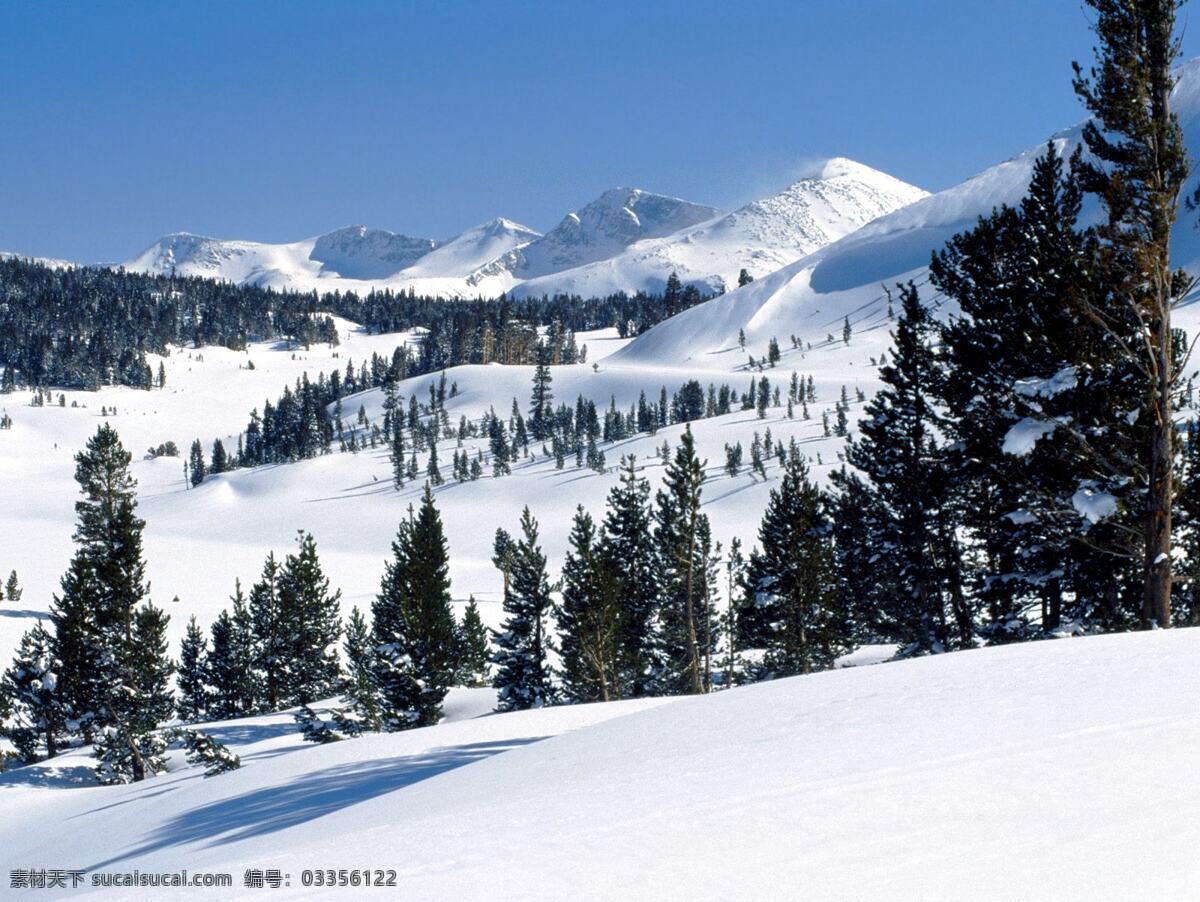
[372,486,458,728]
[207,586,257,720]
[836,285,971,655]
[1072,0,1190,627]
[492,508,556,711]
[179,728,241,776]
[599,456,660,698]
[427,444,444,486]
[556,506,620,702]
[932,141,1139,634]
[4,570,21,602]
[654,427,713,694]
[249,553,286,711]
[188,438,206,486]
[176,616,209,722]
[529,349,554,441]
[48,425,173,782]
[390,417,406,490]
[454,597,491,687]
[95,601,174,784]
[334,607,382,736]
[743,452,848,677]
[210,438,229,474]
[1,622,66,763]
[738,268,754,287]
[276,532,342,706]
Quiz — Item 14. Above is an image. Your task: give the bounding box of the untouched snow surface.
[2,630,1198,899]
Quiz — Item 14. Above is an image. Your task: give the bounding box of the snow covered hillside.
[510,158,928,298]
[119,168,923,300]
[614,60,1200,370]
[0,319,870,663]
[2,630,1197,900]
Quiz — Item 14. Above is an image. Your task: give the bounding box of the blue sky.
[3,0,1197,262]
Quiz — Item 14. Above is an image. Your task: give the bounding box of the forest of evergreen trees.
[0,253,708,391]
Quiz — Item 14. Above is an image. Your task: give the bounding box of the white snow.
[3,630,1199,899]
[1002,417,1057,456]
[1072,485,1119,524]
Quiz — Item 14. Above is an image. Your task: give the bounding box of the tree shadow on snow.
[0,608,48,621]
[86,737,546,869]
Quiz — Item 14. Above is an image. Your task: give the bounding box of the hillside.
[1,630,1196,899]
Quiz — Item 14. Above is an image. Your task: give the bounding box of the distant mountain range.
[107,159,924,299]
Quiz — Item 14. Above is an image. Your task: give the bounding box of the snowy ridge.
[501,187,724,281]
[510,158,927,298]
[119,166,924,299]
[0,251,76,270]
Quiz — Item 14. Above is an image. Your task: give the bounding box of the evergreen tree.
[188,438,206,486]
[276,532,342,706]
[207,585,257,720]
[1,623,66,763]
[492,508,556,711]
[334,607,382,736]
[4,570,21,602]
[454,597,491,687]
[390,417,406,490]
[836,285,971,655]
[249,553,286,711]
[599,456,660,698]
[178,728,241,777]
[1072,0,1190,627]
[529,349,554,441]
[95,601,174,784]
[654,427,714,694]
[210,438,229,475]
[372,486,458,728]
[176,616,209,722]
[932,141,1140,634]
[556,506,620,702]
[48,425,173,782]
[743,452,848,677]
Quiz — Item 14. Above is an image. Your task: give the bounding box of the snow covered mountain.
[123,219,539,294]
[510,159,927,298]
[120,168,923,299]
[0,250,76,270]
[496,187,723,282]
[615,60,1200,370]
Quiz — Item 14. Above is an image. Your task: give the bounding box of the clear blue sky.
[3,0,1197,263]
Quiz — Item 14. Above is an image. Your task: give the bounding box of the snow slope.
[0,318,872,665]
[2,630,1197,899]
[510,158,927,298]
[615,60,1200,370]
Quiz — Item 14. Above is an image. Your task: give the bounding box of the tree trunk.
[1143,5,1177,630]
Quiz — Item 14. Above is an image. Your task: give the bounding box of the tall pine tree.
[492,508,556,711]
